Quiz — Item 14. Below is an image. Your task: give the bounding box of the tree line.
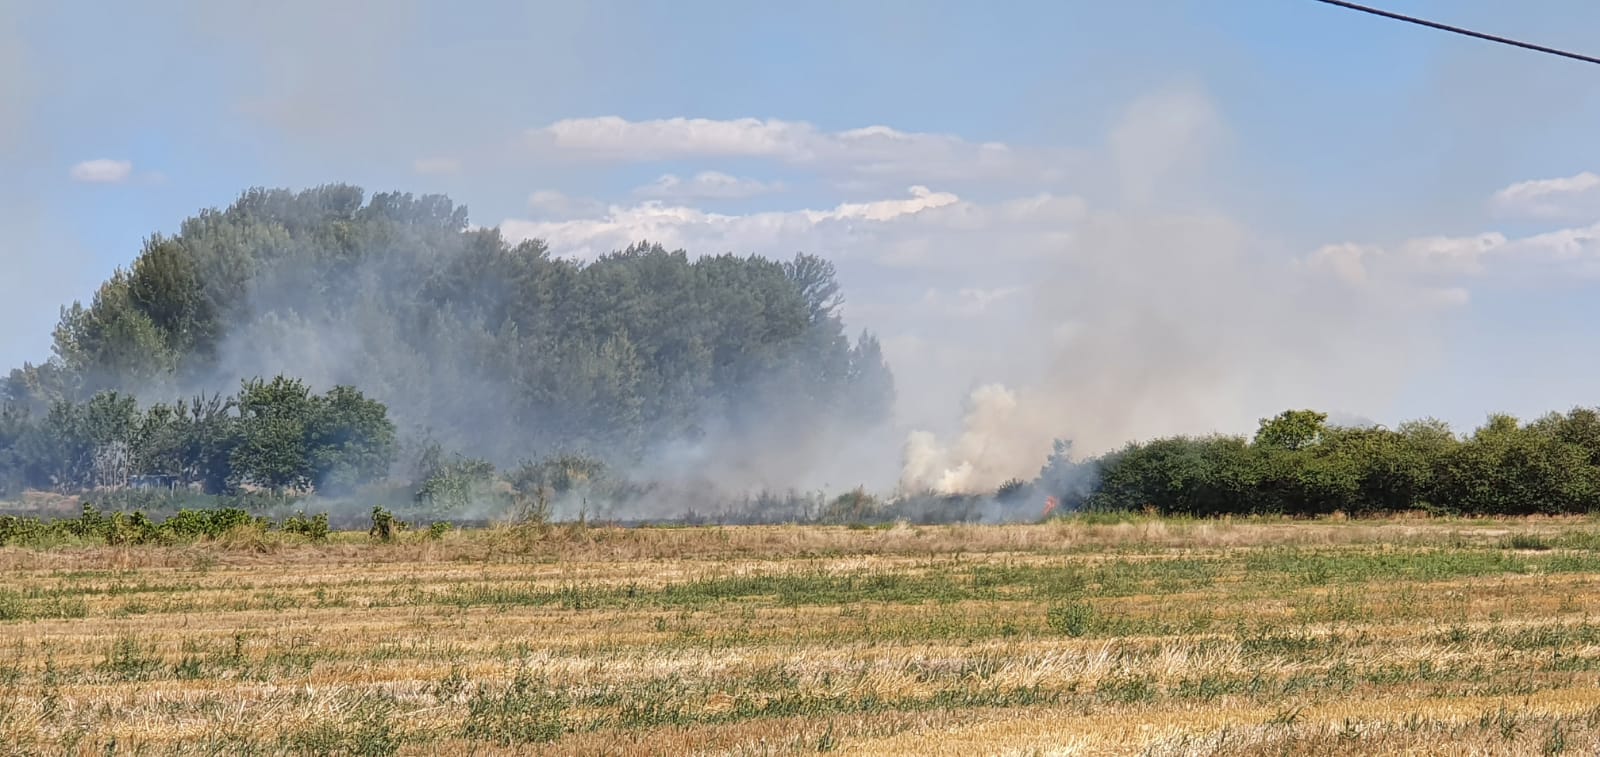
[1026,408,1600,517]
[0,377,394,497]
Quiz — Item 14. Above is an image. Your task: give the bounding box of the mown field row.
[5,516,1600,755]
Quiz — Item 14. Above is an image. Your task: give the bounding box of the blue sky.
[6,0,1600,466]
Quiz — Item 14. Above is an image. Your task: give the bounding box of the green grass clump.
[1046,601,1095,637]
[461,668,565,745]
[1499,533,1554,551]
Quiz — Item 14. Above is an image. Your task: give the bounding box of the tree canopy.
[3,185,895,481]
[0,379,394,496]
[1028,407,1600,518]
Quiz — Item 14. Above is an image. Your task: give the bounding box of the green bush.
[163,508,257,539]
[0,515,47,546]
[283,512,331,541]
[1047,601,1095,637]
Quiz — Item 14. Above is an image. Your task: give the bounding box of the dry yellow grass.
[4,515,1600,755]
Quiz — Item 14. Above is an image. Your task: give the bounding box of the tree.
[783,253,842,325]
[134,402,188,482]
[128,235,215,361]
[182,393,240,494]
[1090,435,1254,516]
[1432,414,1600,515]
[230,377,317,493]
[1253,410,1329,451]
[81,392,141,489]
[846,331,895,425]
[306,385,396,493]
[50,273,178,392]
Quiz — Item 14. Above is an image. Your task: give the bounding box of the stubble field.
[7,515,1600,755]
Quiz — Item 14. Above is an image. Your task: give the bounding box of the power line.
[1310,0,1600,66]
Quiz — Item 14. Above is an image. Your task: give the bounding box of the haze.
[5,0,1600,492]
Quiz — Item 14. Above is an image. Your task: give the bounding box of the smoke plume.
[897,88,1445,494]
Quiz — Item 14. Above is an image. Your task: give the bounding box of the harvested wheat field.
[8,515,1600,755]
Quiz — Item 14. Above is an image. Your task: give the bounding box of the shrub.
[163,508,257,539]
[283,512,331,542]
[106,511,161,545]
[996,478,1029,502]
[507,453,620,524]
[63,503,110,539]
[369,507,406,542]
[415,454,499,514]
[0,515,47,546]
[819,487,880,524]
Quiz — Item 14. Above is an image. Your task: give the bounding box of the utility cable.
[1310,0,1600,66]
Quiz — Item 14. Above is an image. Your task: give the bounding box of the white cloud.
[1397,233,1508,276]
[1492,171,1600,221]
[541,116,809,159]
[1518,221,1600,260]
[501,185,968,262]
[412,157,461,175]
[635,171,781,200]
[531,116,1069,181]
[1307,232,1511,286]
[829,185,958,221]
[503,184,1092,278]
[69,159,133,184]
[1306,217,1600,294]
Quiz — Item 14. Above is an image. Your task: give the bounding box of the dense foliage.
[1027,408,1600,517]
[3,185,894,472]
[0,503,267,547]
[0,377,394,496]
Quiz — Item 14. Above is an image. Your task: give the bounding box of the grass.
[6,515,1600,753]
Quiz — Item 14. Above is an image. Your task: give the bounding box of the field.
[7,515,1600,755]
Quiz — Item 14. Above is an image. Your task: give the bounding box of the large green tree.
[7,186,895,474]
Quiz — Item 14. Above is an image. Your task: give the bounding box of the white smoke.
[901,384,1025,494]
[897,88,1449,494]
